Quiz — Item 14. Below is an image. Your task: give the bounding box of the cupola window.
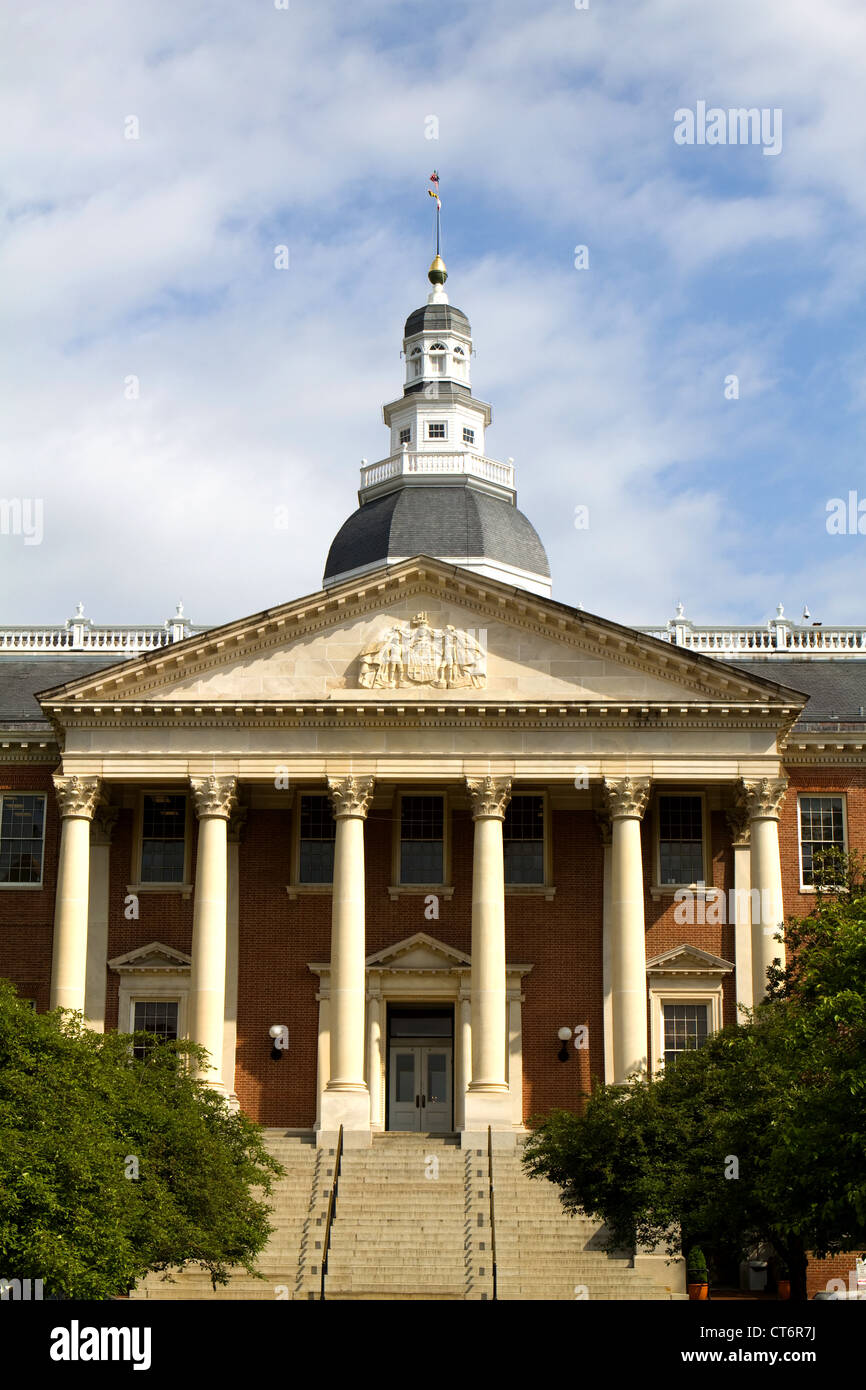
[427,422,446,439]
[399,427,411,445]
[409,346,423,379]
[429,343,447,375]
[462,427,475,446]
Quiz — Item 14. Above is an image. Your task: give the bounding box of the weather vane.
[428,170,441,255]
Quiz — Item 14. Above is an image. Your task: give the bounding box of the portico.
[35,550,807,1147]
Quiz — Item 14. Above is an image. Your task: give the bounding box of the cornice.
[39,702,797,734]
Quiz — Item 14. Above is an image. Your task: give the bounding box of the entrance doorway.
[386,1006,453,1132]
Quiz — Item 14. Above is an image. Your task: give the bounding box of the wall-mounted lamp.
[269,1024,289,1060]
[557,1026,572,1062]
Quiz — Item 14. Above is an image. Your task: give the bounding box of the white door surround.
[309,932,532,1135]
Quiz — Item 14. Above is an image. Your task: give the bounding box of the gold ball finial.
[428,254,447,286]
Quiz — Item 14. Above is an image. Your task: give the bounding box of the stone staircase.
[492,1138,679,1300]
[130,1129,680,1301]
[131,1131,317,1301]
[322,1134,474,1300]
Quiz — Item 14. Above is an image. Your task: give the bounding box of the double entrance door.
[388,1043,453,1132]
[386,1006,454,1132]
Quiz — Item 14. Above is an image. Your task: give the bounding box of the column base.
[461,1088,515,1148]
[317,1086,371,1146]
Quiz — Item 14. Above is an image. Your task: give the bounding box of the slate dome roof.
[323,484,551,585]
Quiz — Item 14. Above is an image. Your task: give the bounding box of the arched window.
[429,343,447,375]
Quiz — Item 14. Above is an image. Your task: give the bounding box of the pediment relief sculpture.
[357,612,487,690]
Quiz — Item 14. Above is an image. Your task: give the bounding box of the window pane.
[299,794,336,884]
[427,1053,447,1104]
[663,1003,708,1066]
[395,1053,415,1104]
[132,1000,179,1058]
[504,795,544,884]
[799,796,845,885]
[659,796,703,883]
[0,794,46,884]
[400,797,444,884]
[141,795,186,883]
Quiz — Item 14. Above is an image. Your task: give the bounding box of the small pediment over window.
[646,944,734,978]
[108,942,192,975]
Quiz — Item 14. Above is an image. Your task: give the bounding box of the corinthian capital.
[725,804,751,847]
[595,809,612,847]
[465,775,512,820]
[190,774,238,820]
[738,777,788,821]
[53,774,102,821]
[327,774,375,819]
[602,775,651,821]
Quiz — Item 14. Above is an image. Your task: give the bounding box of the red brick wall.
[0,762,59,1010]
[2,766,865,1133]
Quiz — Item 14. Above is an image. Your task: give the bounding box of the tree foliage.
[523,852,866,1301]
[0,980,283,1298]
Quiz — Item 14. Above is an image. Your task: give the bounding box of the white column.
[456,991,471,1132]
[222,806,246,1110]
[507,983,524,1127]
[84,804,118,1030]
[315,994,331,1130]
[726,805,753,1014]
[739,778,787,1001]
[596,811,614,1083]
[603,776,651,1082]
[189,775,237,1095]
[366,982,383,1131]
[50,775,102,1013]
[320,774,374,1144]
[463,774,512,1142]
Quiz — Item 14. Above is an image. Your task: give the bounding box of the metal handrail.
[319,1124,343,1301]
[487,1125,497,1301]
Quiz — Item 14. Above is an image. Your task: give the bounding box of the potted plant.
[687,1246,709,1300]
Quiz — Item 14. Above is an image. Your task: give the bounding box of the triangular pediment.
[108,941,192,973]
[646,944,734,976]
[37,558,807,713]
[365,932,471,970]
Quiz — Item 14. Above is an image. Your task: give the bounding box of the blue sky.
[3,0,866,630]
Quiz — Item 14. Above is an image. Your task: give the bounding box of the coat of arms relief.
[357,612,487,690]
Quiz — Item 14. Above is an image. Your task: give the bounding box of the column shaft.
[50,776,102,1013]
[320,774,374,1142]
[604,777,651,1082]
[739,778,787,1001]
[463,775,512,1141]
[189,775,237,1094]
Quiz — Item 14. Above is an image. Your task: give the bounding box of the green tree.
[524,853,866,1302]
[0,980,283,1299]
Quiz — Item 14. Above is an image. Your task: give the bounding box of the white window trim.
[390,789,451,895]
[287,788,335,897]
[648,982,725,1077]
[504,789,555,898]
[797,792,848,893]
[0,790,47,890]
[131,789,192,893]
[652,788,711,894]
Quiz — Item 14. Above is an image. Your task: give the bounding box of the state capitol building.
[1,247,862,1299]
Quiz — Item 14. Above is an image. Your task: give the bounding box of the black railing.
[487,1125,497,1300]
[319,1124,344,1301]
